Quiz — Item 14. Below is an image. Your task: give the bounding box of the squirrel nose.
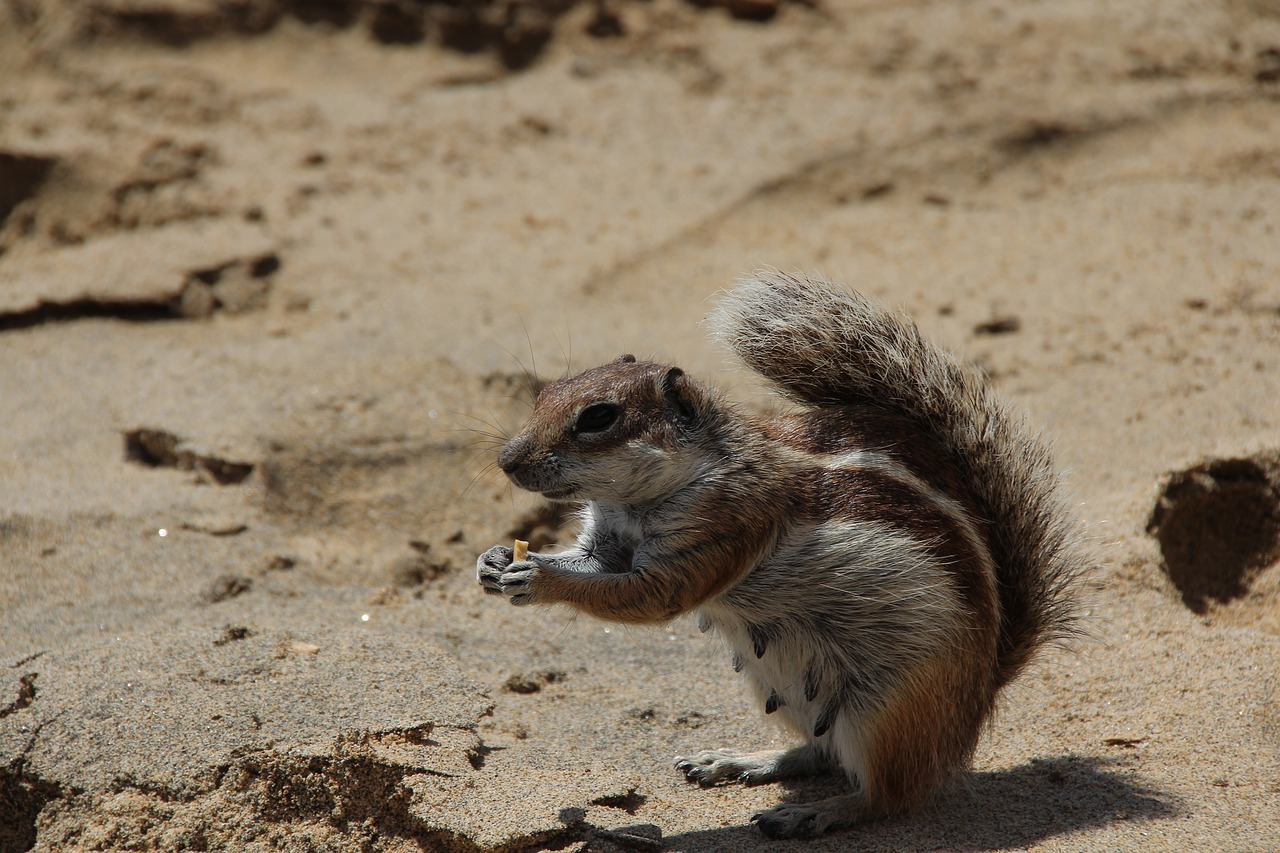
[498,437,529,475]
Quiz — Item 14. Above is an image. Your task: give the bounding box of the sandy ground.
[2,0,1279,850]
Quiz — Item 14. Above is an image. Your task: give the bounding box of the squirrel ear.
[617,354,637,364]
[659,367,699,426]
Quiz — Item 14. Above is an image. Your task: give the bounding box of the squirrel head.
[497,355,718,505]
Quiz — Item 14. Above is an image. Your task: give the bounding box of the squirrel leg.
[674,743,828,787]
[751,793,871,840]
[477,545,612,605]
[477,542,698,621]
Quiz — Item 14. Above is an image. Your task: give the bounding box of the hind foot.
[752,793,867,839]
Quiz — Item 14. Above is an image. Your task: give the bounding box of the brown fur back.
[712,271,1084,688]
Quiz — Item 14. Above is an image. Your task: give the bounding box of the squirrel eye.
[575,402,619,433]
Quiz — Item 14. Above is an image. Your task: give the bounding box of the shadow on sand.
[663,754,1177,852]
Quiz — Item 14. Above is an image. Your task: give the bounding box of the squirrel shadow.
[664,754,1177,851]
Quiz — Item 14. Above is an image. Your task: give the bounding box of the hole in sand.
[0,766,61,853]
[0,152,56,226]
[591,788,647,814]
[124,428,255,485]
[1146,453,1280,615]
[370,1,427,44]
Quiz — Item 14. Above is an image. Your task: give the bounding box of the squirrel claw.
[674,758,720,786]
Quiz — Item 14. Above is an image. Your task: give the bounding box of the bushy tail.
[710,270,1082,687]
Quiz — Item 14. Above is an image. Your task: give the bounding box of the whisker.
[460,448,505,475]
[491,345,539,410]
[484,393,536,410]
[464,428,499,447]
[459,460,503,500]
[557,322,574,379]
[452,408,504,426]
[516,312,541,403]
[448,422,508,447]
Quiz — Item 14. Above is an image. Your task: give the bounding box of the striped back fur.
[710,270,1082,688]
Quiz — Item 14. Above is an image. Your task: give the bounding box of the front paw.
[477,545,539,605]
[675,749,748,787]
[477,545,512,588]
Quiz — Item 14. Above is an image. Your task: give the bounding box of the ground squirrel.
[477,271,1083,838]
